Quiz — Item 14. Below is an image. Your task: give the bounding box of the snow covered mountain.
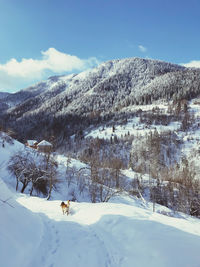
[0,77,65,109]
[1,56,200,267]
[1,57,200,145]
[0,57,186,112]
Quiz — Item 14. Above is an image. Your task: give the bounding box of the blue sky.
[0,0,200,92]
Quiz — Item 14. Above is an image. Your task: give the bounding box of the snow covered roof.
[27,140,38,146]
[37,140,52,147]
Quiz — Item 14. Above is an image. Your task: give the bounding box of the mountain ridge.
[0,57,199,144]
[1,57,185,108]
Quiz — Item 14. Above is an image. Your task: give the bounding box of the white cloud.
[138,45,147,53]
[181,60,200,68]
[0,48,99,92]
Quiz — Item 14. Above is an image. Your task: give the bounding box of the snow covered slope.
[0,180,43,267]
[1,183,200,267]
[1,131,200,266]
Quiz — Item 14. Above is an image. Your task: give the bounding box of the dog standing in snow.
[60,200,70,215]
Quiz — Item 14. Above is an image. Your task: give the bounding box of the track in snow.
[17,195,200,267]
[19,197,117,267]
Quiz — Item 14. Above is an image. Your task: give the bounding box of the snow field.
[16,194,200,267]
[0,181,43,267]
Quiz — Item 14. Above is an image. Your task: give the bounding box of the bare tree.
[8,149,58,198]
[8,150,34,193]
[108,157,124,188]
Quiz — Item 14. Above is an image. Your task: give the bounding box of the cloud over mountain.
[0,48,99,92]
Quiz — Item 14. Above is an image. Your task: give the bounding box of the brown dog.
[60,200,70,215]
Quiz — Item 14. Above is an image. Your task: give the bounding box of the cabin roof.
[37,140,52,146]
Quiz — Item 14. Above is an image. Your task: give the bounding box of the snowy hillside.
[1,57,197,143]
[1,57,200,149]
[1,177,200,267]
[0,57,184,111]
[0,181,42,267]
[1,131,200,267]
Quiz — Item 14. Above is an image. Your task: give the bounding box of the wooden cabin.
[37,140,52,153]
